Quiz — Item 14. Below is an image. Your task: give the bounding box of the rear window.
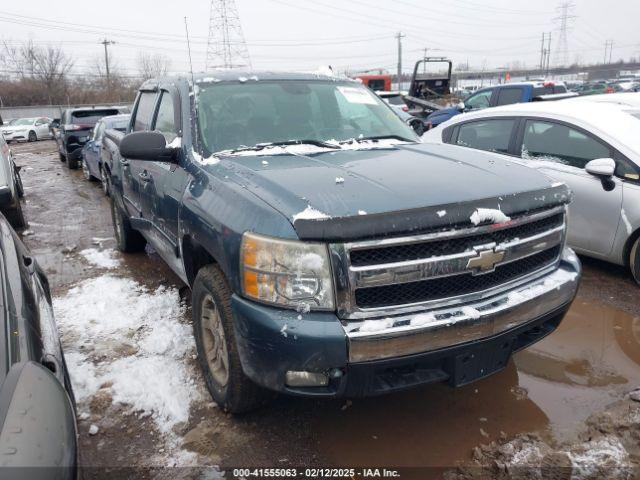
[71,109,120,125]
[384,95,405,106]
[109,119,130,131]
[532,85,567,96]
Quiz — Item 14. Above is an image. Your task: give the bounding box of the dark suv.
[56,106,127,169]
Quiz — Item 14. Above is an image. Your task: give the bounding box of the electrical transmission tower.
[205,0,251,70]
[552,1,576,67]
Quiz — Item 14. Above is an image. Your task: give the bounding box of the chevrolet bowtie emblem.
[467,248,505,274]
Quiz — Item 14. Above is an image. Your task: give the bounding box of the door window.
[455,119,516,153]
[496,88,523,106]
[465,90,492,110]
[521,120,610,169]
[133,92,158,132]
[153,92,177,143]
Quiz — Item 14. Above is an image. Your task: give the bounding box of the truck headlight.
[241,232,335,311]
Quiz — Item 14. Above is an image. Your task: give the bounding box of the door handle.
[139,171,152,183]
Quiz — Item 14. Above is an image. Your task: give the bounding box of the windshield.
[196,80,417,154]
[14,118,35,126]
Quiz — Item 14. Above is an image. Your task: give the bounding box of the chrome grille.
[330,206,566,319]
[355,246,560,308]
[350,213,564,266]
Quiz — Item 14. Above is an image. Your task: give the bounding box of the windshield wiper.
[346,135,416,143]
[227,139,341,154]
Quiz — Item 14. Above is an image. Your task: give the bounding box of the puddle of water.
[314,298,640,468]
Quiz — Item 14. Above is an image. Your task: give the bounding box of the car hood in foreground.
[210,142,570,241]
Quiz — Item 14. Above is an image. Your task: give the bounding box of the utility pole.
[604,40,613,64]
[101,39,115,93]
[545,32,552,75]
[540,32,546,71]
[396,32,405,91]
[609,40,614,64]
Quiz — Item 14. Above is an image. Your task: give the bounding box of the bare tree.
[0,40,73,104]
[137,52,171,80]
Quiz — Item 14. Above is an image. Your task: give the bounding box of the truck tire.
[100,166,110,196]
[67,156,79,170]
[630,236,640,286]
[5,201,26,230]
[59,152,66,162]
[192,264,268,413]
[110,199,146,252]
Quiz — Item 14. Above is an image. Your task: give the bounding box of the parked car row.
[80,71,582,414]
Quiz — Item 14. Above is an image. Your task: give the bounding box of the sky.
[0,0,638,78]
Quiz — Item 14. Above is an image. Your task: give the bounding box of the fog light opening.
[285,371,329,387]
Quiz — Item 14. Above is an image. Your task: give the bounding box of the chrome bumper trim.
[344,250,580,363]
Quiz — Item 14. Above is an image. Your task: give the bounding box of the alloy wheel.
[200,294,229,387]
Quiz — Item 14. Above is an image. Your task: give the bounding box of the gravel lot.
[12,140,640,478]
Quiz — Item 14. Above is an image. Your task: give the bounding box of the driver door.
[517,118,622,256]
[121,90,159,220]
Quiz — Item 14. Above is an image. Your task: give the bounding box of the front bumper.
[2,131,28,142]
[232,248,580,397]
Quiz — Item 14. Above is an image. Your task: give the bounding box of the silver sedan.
[1,117,53,143]
[422,98,640,283]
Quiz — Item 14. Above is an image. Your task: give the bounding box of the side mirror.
[457,101,466,111]
[120,131,177,162]
[585,158,615,177]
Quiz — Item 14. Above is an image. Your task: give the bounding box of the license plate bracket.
[449,337,514,387]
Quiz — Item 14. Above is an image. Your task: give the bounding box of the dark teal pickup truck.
[104,71,581,413]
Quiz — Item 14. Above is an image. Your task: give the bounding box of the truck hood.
[211,142,570,241]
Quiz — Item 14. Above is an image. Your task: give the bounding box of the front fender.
[0,362,77,478]
[179,165,297,293]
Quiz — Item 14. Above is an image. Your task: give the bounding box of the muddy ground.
[12,140,640,479]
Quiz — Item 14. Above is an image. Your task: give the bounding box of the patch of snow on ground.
[436,210,447,218]
[470,208,511,226]
[358,210,367,215]
[54,276,203,458]
[569,436,630,480]
[80,248,121,269]
[621,208,633,235]
[292,205,331,222]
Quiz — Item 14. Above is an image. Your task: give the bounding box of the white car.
[1,117,53,143]
[422,101,640,283]
[568,92,640,108]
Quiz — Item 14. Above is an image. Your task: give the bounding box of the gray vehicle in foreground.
[104,71,581,413]
[423,99,640,284]
[0,213,77,479]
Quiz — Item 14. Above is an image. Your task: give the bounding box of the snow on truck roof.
[141,70,352,89]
